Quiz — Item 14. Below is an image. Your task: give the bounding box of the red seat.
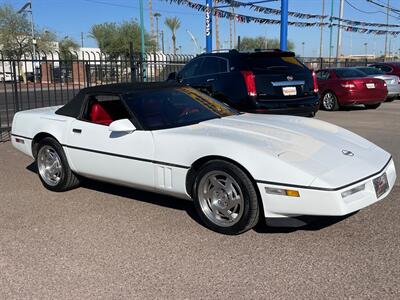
[89,103,113,125]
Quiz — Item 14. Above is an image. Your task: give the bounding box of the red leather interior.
[89,103,113,125]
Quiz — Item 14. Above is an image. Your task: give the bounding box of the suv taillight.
[241,70,257,96]
[312,71,319,93]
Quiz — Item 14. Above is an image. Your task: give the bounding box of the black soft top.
[56,82,183,118]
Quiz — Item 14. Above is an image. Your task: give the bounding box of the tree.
[90,20,155,57]
[165,17,181,55]
[58,36,79,60]
[239,36,294,52]
[0,4,56,58]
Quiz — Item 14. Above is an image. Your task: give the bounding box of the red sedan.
[316,68,387,111]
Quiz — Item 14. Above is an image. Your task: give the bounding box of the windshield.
[357,67,384,75]
[335,68,367,78]
[124,87,238,130]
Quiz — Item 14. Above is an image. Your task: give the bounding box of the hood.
[200,113,391,189]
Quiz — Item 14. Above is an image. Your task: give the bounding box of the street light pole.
[18,0,36,81]
[384,0,390,59]
[328,0,334,62]
[319,0,325,58]
[302,42,305,58]
[335,0,344,63]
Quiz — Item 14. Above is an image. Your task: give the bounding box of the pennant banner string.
[162,0,400,36]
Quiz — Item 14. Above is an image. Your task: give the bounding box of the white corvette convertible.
[11,83,396,234]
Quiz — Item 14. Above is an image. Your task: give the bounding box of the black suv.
[168,49,320,117]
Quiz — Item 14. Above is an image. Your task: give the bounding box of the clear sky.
[2,0,400,57]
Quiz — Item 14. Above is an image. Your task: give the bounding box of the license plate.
[282,86,297,96]
[366,83,375,89]
[373,173,389,198]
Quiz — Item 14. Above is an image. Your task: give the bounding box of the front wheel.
[36,137,80,192]
[193,160,259,235]
[322,92,339,111]
[364,103,381,109]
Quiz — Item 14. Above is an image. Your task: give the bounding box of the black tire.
[36,137,80,192]
[321,91,339,111]
[193,160,260,235]
[385,97,395,102]
[364,103,381,109]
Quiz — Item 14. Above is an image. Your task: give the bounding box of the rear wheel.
[364,103,381,109]
[322,92,339,111]
[193,160,259,235]
[36,137,80,192]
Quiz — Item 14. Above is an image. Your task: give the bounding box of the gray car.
[355,67,399,101]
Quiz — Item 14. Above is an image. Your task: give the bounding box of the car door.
[178,57,205,89]
[195,56,229,96]
[316,70,331,93]
[64,93,155,190]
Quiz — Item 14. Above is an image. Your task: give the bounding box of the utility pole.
[81,32,84,48]
[364,42,368,56]
[161,30,165,53]
[149,0,154,40]
[233,7,236,48]
[154,13,161,50]
[319,0,325,58]
[384,0,390,59]
[214,0,219,50]
[328,0,334,62]
[139,0,146,81]
[229,7,233,49]
[335,0,344,63]
[302,42,305,58]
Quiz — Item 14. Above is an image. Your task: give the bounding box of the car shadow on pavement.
[26,162,202,226]
[340,105,367,111]
[26,162,356,234]
[253,213,356,234]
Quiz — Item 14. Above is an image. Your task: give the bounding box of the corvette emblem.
[287,75,294,81]
[342,150,354,157]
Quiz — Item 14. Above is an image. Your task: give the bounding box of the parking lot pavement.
[0,103,399,299]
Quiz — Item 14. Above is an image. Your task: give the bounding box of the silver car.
[355,67,399,101]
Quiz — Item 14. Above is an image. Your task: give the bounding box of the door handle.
[206,78,215,82]
[72,128,82,133]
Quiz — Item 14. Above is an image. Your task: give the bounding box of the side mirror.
[167,72,177,81]
[109,119,136,133]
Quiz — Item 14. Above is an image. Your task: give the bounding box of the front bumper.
[258,159,396,218]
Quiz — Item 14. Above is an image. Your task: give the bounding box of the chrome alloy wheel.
[37,145,63,186]
[197,171,244,227]
[323,92,335,110]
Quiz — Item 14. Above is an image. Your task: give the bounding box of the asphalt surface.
[1,102,399,299]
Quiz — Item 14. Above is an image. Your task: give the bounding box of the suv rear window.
[335,69,366,78]
[243,55,306,71]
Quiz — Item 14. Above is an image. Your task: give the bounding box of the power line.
[81,0,204,16]
[345,0,400,20]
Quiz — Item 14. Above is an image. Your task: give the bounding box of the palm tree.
[164,17,181,55]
